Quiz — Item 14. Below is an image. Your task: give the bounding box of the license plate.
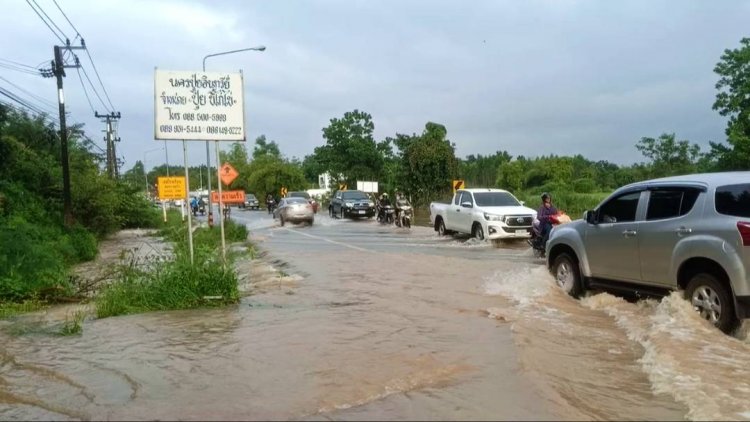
[516,229,527,235]
[358,210,365,214]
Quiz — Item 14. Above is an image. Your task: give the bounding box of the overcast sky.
[2,0,749,172]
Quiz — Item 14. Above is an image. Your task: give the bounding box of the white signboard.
[154,69,245,141]
[356,181,379,193]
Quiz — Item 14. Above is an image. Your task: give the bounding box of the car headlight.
[345,202,353,208]
[484,213,504,221]
[369,201,375,206]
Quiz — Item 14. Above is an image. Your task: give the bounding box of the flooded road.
[2,209,750,420]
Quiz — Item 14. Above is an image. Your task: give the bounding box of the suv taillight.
[738,222,750,246]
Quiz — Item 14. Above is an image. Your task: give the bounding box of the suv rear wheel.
[685,273,738,334]
[552,253,583,298]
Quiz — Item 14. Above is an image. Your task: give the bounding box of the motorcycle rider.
[266,193,275,214]
[394,191,411,225]
[190,196,199,216]
[378,193,391,221]
[537,192,558,246]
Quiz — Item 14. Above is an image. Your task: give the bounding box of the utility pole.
[50,41,84,227]
[95,111,121,178]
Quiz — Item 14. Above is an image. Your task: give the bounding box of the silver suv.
[546,171,750,333]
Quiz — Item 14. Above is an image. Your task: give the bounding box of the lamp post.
[143,146,164,197]
[202,45,265,228]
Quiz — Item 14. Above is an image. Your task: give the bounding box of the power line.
[52,0,81,38]
[25,0,66,44]
[31,0,69,40]
[0,62,40,75]
[0,87,58,121]
[0,58,38,70]
[0,76,57,109]
[75,64,96,114]
[79,62,110,112]
[81,40,115,112]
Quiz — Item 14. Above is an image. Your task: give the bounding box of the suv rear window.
[716,184,750,218]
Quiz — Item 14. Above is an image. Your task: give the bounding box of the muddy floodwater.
[3,211,750,420]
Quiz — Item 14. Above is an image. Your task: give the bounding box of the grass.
[95,210,246,318]
[59,309,86,336]
[0,300,47,319]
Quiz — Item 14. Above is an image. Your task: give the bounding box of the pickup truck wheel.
[552,253,583,298]
[329,206,334,218]
[472,223,485,241]
[685,273,738,334]
[437,219,446,236]
[280,215,285,226]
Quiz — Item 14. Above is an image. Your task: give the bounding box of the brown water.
[2,219,750,420]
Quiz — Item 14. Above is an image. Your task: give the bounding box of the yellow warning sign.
[339,183,347,191]
[280,186,288,197]
[157,176,187,200]
[452,179,465,194]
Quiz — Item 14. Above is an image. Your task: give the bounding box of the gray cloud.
[1,0,747,172]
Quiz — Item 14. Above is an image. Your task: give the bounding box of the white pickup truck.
[429,188,537,240]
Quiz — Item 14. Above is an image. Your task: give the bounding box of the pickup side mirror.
[461,201,473,208]
[519,201,525,206]
[584,210,597,224]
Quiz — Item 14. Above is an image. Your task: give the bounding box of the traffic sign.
[157,176,187,200]
[211,190,245,203]
[339,183,347,191]
[220,162,239,186]
[280,186,288,197]
[452,179,465,194]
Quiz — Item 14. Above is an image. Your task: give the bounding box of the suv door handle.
[676,227,692,235]
[622,230,637,237]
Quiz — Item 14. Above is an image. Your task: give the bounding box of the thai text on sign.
[211,190,245,203]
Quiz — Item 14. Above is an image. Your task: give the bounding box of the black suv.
[329,190,375,219]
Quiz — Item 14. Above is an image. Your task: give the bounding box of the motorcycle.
[198,202,206,216]
[267,198,275,215]
[377,204,395,224]
[395,205,412,228]
[528,212,570,258]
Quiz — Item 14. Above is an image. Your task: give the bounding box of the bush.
[0,217,70,300]
[572,178,597,193]
[67,225,98,262]
[96,247,239,318]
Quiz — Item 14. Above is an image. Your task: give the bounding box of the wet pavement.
[2,209,750,420]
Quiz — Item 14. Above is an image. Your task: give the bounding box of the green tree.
[711,37,750,170]
[397,122,459,204]
[497,159,526,193]
[636,133,702,177]
[315,110,387,186]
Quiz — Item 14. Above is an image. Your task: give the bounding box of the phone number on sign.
[158,125,242,135]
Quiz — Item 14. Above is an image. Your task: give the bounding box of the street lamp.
[201,45,266,224]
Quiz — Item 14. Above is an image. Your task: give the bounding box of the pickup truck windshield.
[342,191,368,200]
[473,192,521,207]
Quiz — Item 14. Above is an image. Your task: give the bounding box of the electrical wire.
[0,63,40,75]
[0,58,38,70]
[52,0,81,38]
[75,65,96,114]
[31,0,69,42]
[79,64,110,112]
[0,76,57,109]
[0,87,58,122]
[82,44,115,111]
[25,0,66,44]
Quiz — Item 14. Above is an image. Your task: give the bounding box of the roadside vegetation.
[95,210,247,318]
[0,105,250,331]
